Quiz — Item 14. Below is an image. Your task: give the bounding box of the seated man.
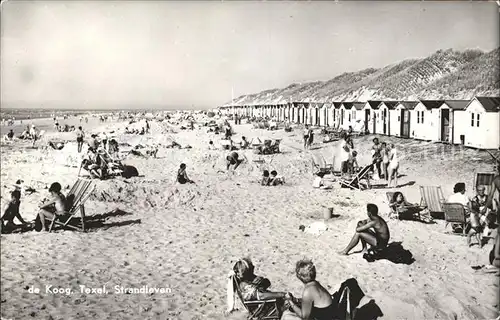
[37,182,69,232]
[339,204,390,255]
[1,190,28,232]
[226,152,243,170]
[241,136,250,150]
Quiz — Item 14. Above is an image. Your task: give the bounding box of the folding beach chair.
[419,186,445,218]
[474,172,496,194]
[386,191,428,220]
[47,178,95,232]
[233,277,282,320]
[442,202,468,236]
[339,165,372,190]
[311,153,334,174]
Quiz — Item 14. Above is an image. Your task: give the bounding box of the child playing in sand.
[1,190,28,232]
[226,152,243,170]
[269,170,285,186]
[261,170,270,186]
[339,204,390,255]
[177,163,194,184]
[37,182,68,232]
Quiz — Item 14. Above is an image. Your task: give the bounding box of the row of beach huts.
[218,96,500,150]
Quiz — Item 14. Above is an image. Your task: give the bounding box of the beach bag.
[121,165,139,179]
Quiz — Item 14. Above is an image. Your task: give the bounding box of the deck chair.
[339,165,372,190]
[442,203,468,236]
[312,153,334,174]
[419,186,445,218]
[233,277,282,320]
[47,178,95,232]
[269,139,281,153]
[474,172,496,194]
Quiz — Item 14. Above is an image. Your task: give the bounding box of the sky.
[1,1,498,110]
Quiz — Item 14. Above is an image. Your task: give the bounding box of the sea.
[0,108,116,121]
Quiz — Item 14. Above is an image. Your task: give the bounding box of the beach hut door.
[383,109,388,135]
[440,109,450,142]
[401,110,410,138]
[372,113,376,133]
[365,109,370,134]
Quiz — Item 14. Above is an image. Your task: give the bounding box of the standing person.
[339,132,351,175]
[307,127,314,149]
[76,126,85,153]
[303,125,310,150]
[85,117,88,124]
[381,142,389,180]
[100,132,108,151]
[29,125,38,148]
[387,143,399,188]
[371,138,383,180]
[339,204,390,255]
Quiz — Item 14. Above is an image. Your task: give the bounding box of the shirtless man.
[37,182,68,232]
[226,151,244,170]
[339,203,390,255]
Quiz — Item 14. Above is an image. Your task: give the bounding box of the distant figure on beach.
[339,204,390,255]
[261,170,270,186]
[241,136,249,149]
[226,152,243,170]
[37,182,68,232]
[76,126,85,153]
[371,138,383,180]
[269,170,285,186]
[339,132,351,174]
[381,142,389,180]
[177,163,194,184]
[85,117,88,123]
[1,190,27,232]
[7,129,14,140]
[29,125,38,147]
[387,143,399,188]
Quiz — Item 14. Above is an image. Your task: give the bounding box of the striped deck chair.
[311,153,334,174]
[474,172,496,194]
[47,178,95,232]
[339,165,372,190]
[419,186,445,218]
[233,277,282,320]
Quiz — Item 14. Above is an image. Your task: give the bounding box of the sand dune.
[0,116,498,320]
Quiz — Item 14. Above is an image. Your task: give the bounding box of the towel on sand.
[363,242,415,265]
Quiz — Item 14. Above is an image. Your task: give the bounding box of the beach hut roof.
[397,101,419,110]
[352,102,365,110]
[381,101,399,110]
[367,100,382,109]
[473,97,500,112]
[341,102,354,108]
[442,100,469,110]
[333,102,343,109]
[419,100,445,109]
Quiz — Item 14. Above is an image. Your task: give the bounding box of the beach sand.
[0,115,498,320]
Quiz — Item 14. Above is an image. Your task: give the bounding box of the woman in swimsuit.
[282,259,335,320]
[177,163,194,184]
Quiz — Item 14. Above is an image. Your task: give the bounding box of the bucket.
[324,207,333,220]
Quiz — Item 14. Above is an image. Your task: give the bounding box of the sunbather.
[1,190,28,232]
[177,163,194,184]
[232,258,287,307]
[389,192,426,219]
[282,259,335,320]
[261,170,270,186]
[339,204,390,255]
[269,170,285,186]
[226,152,243,170]
[37,182,68,232]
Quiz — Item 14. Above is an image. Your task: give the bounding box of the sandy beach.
[0,115,498,320]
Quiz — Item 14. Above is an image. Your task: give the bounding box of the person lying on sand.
[226,152,243,170]
[389,192,427,219]
[229,258,287,314]
[269,170,285,186]
[1,190,28,232]
[177,163,194,184]
[339,204,390,255]
[282,259,335,320]
[37,182,68,232]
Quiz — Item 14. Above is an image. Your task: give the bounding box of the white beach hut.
[437,100,469,143]
[453,97,500,149]
[339,102,353,129]
[410,100,444,141]
[362,101,382,134]
[392,101,418,138]
[377,101,398,135]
